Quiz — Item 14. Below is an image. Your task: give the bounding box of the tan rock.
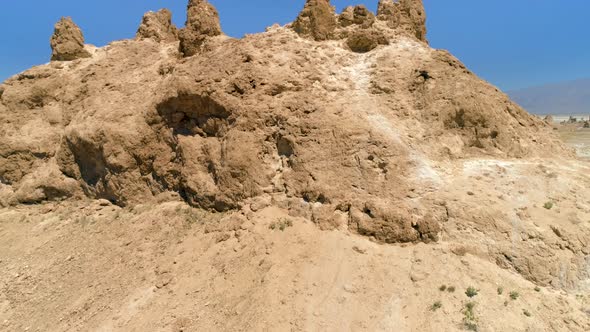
[179,0,222,56]
[346,29,389,53]
[292,0,338,41]
[50,17,91,61]
[377,0,427,42]
[136,9,178,43]
[339,5,375,28]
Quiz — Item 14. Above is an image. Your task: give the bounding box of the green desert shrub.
[465,286,479,298]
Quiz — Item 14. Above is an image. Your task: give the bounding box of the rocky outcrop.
[50,17,91,61]
[339,5,375,28]
[136,9,178,43]
[377,0,427,42]
[292,0,338,41]
[346,29,388,53]
[3,0,588,296]
[178,0,222,56]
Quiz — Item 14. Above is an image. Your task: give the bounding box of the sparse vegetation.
[510,291,520,300]
[439,285,447,291]
[465,286,479,298]
[534,286,541,292]
[270,218,293,231]
[447,286,456,293]
[497,286,504,295]
[463,302,478,331]
[523,309,531,317]
[544,201,554,210]
[430,301,442,311]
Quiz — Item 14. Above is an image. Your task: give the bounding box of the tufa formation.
[339,5,376,28]
[50,17,91,61]
[377,0,427,42]
[1,0,590,315]
[178,0,223,56]
[292,0,338,41]
[291,0,425,52]
[136,9,179,43]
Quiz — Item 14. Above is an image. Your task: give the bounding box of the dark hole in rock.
[418,70,431,80]
[363,207,375,218]
[277,136,295,157]
[70,140,107,187]
[157,93,232,137]
[302,191,330,204]
[450,109,466,128]
[490,130,499,139]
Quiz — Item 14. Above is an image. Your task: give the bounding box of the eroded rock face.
[136,9,178,43]
[179,0,222,56]
[1,0,585,291]
[377,0,427,42]
[292,0,338,41]
[50,17,91,61]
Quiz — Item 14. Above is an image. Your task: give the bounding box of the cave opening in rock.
[156,93,233,137]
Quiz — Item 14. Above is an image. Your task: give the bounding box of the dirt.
[1,1,589,331]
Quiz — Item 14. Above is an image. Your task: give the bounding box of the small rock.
[250,195,272,212]
[215,232,231,243]
[97,199,111,206]
[352,246,367,254]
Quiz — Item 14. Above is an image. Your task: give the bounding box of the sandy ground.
[1,156,589,332]
[558,127,590,159]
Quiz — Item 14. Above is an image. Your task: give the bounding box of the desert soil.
[1,155,590,331]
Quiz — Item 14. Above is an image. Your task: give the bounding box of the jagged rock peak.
[136,8,178,43]
[339,5,376,28]
[292,0,338,41]
[377,0,427,42]
[179,0,223,57]
[50,17,91,61]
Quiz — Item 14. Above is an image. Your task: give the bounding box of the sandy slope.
[1,156,589,332]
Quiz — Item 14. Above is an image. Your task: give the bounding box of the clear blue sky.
[1,0,589,91]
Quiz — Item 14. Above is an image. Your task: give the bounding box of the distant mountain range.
[508,78,590,115]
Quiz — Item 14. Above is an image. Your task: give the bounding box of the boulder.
[50,17,91,61]
[346,29,389,53]
[136,9,178,43]
[292,0,337,41]
[178,0,222,56]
